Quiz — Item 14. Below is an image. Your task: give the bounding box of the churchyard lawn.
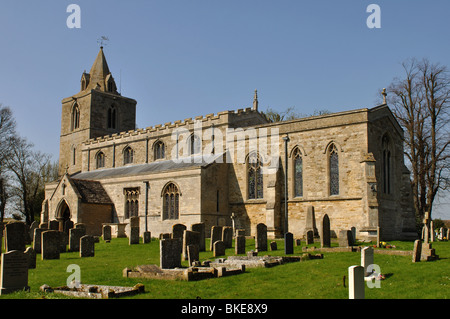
[1,237,449,299]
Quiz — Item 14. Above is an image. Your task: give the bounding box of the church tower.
[59,47,137,176]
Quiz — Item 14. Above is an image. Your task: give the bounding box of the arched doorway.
[57,200,72,232]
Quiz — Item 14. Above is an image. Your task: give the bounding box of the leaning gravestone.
[412,239,422,263]
[191,223,205,251]
[213,240,226,257]
[69,228,86,252]
[5,222,26,252]
[80,235,95,257]
[321,214,331,248]
[210,226,223,251]
[172,224,186,240]
[255,223,267,252]
[102,225,112,241]
[222,226,233,248]
[41,230,60,260]
[0,250,30,295]
[182,230,200,261]
[160,238,182,269]
[235,235,246,255]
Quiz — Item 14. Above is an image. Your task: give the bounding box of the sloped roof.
[70,179,113,205]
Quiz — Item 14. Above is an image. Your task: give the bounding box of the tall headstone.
[255,223,267,252]
[24,247,36,269]
[284,232,294,254]
[305,205,319,237]
[172,224,186,239]
[160,238,182,269]
[129,227,139,245]
[235,235,246,255]
[348,265,365,299]
[222,226,233,248]
[69,228,85,252]
[5,222,26,252]
[412,239,422,263]
[306,230,314,245]
[320,214,331,248]
[29,221,39,242]
[41,230,60,260]
[191,223,205,251]
[0,250,29,295]
[430,221,435,242]
[182,230,200,261]
[187,244,199,266]
[80,235,95,257]
[213,240,226,257]
[102,225,112,241]
[210,226,223,251]
[33,228,44,254]
[361,246,374,276]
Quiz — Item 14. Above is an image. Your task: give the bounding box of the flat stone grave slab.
[40,283,145,299]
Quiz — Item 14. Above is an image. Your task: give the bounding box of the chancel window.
[329,144,339,196]
[123,146,134,165]
[96,151,105,169]
[154,141,165,160]
[124,188,140,219]
[162,183,180,220]
[293,148,303,197]
[248,153,263,199]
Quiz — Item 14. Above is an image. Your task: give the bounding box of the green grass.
[1,237,449,299]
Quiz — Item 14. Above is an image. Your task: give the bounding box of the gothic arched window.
[96,151,105,169]
[124,188,139,219]
[382,135,392,194]
[248,153,263,199]
[123,146,134,165]
[162,183,180,220]
[154,141,165,160]
[72,104,80,131]
[189,134,201,155]
[107,106,116,129]
[293,148,303,197]
[329,144,339,196]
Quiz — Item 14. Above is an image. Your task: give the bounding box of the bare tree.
[387,58,450,223]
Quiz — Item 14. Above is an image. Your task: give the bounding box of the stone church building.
[43,47,417,241]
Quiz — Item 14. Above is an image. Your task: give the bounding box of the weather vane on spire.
[97,36,109,48]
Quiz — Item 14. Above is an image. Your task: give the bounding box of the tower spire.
[253,89,258,111]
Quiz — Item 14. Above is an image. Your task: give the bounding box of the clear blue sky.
[1,0,449,218]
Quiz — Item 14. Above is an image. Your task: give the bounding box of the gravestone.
[361,246,374,276]
[24,247,36,269]
[284,232,294,254]
[320,214,331,248]
[182,230,200,261]
[270,241,277,251]
[412,240,422,263]
[41,230,60,260]
[306,230,314,245]
[423,224,430,243]
[80,235,95,257]
[191,223,205,251]
[64,220,74,234]
[348,265,365,299]
[222,226,233,248]
[160,233,171,240]
[305,205,319,237]
[5,222,26,252]
[129,227,139,245]
[210,226,223,251]
[33,228,44,254]
[102,225,112,241]
[143,231,151,244]
[187,244,199,266]
[160,238,182,269]
[430,221,435,242]
[69,228,86,252]
[236,229,246,237]
[295,239,301,246]
[48,220,59,231]
[39,223,48,229]
[172,224,186,239]
[0,250,29,295]
[255,223,267,252]
[59,231,68,253]
[29,221,39,242]
[213,240,226,257]
[339,230,354,247]
[235,235,246,255]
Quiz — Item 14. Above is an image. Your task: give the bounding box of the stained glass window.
[248,153,263,199]
[294,149,303,197]
[163,183,180,220]
[329,144,339,196]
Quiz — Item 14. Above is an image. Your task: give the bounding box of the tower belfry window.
[108,106,117,129]
[72,104,80,131]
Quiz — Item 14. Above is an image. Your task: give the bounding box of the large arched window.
[382,135,392,194]
[248,153,263,199]
[96,151,105,169]
[329,143,339,196]
[72,104,80,131]
[189,134,201,155]
[124,188,139,219]
[162,183,180,220]
[154,141,165,160]
[123,146,134,165]
[107,106,116,129]
[293,148,303,197]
